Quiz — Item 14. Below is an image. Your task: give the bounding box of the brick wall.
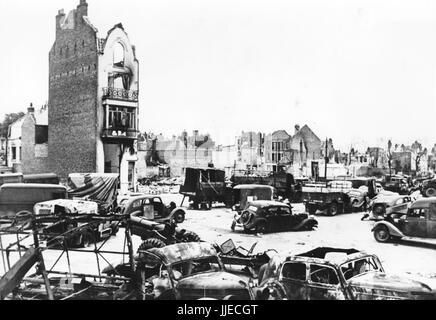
[48,3,99,178]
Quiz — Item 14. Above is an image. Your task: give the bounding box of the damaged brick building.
[48,0,139,191]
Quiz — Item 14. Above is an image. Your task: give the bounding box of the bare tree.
[388,140,393,177]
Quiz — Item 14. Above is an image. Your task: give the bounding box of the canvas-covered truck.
[302,181,368,216]
[230,170,298,202]
[179,168,233,210]
[67,173,120,214]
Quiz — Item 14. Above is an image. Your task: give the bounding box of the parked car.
[119,195,186,224]
[231,184,275,212]
[257,247,436,300]
[370,195,412,219]
[372,197,436,244]
[135,242,259,300]
[231,200,318,233]
[422,178,436,197]
[383,176,410,195]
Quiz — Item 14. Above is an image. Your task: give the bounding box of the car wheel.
[180,231,201,243]
[327,203,338,216]
[425,187,436,197]
[174,211,185,224]
[374,225,390,243]
[137,238,166,257]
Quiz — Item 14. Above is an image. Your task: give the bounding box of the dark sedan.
[231,200,318,233]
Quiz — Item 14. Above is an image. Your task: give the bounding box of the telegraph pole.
[324,138,328,185]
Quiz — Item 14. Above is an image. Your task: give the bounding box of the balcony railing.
[102,128,139,140]
[102,87,139,102]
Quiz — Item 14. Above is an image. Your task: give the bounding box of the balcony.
[101,127,139,144]
[102,87,139,103]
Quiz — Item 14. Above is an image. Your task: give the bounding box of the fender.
[293,218,316,230]
[372,221,404,238]
[245,217,266,230]
[169,207,187,218]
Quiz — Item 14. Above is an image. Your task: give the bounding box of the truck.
[230,170,298,201]
[179,167,233,210]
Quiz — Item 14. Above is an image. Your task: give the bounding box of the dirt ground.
[2,193,436,290]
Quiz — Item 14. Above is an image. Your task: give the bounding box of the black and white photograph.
[1,0,436,307]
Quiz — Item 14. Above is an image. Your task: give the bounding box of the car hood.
[348,272,433,294]
[177,271,249,291]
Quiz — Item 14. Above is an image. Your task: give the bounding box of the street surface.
[2,193,436,290]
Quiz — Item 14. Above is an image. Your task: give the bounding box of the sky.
[0,0,436,152]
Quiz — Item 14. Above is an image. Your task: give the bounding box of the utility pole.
[324,138,328,185]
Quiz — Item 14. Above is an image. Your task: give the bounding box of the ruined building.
[48,0,139,191]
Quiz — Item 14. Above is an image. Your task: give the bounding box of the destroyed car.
[231,200,318,233]
[34,199,119,248]
[372,197,436,244]
[257,247,436,300]
[383,176,410,195]
[136,242,258,300]
[422,178,436,197]
[120,195,187,224]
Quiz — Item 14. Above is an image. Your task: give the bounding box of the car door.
[279,261,309,300]
[265,207,280,230]
[402,208,427,237]
[427,204,436,238]
[152,197,164,218]
[307,264,345,300]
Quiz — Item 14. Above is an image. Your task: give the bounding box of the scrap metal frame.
[0,213,136,300]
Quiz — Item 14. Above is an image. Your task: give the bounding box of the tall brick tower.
[48,0,139,191]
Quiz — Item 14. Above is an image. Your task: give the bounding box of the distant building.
[6,115,25,172]
[366,147,388,169]
[236,131,265,170]
[138,131,216,178]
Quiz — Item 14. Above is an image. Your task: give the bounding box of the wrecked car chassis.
[0,214,137,300]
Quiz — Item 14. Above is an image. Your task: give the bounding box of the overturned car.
[231,200,318,233]
[257,247,436,300]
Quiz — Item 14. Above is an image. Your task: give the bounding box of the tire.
[14,211,33,229]
[173,211,185,224]
[374,225,390,243]
[327,203,338,216]
[180,231,201,243]
[240,211,253,225]
[425,187,436,197]
[373,204,385,216]
[137,238,166,254]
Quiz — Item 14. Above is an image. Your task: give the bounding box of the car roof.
[145,242,218,265]
[248,200,290,208]
[286,247,370,266]
[411,197,436,208]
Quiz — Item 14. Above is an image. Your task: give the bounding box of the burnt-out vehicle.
[179,168,233,210]
[128,214,201,252]
[231,200,318,233]
[257,247,436,300]
[232,184,275,212]
[119,195,187,224]
[34,199,119,248]
[136,242,259,300]
[372,197,436,244]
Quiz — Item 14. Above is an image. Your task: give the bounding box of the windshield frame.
[169,255,223,280]
[339,255,384,281]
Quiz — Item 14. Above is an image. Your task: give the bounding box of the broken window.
[281,262,306,281]
[113,42,125,66]
[108,106,136,130]
[12,147,16,160]
[35,125,48,144]
[309,265,339,285]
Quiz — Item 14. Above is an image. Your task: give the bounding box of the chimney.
[27,103,35,114]
[295,124,300,135]
[56,9,66,32]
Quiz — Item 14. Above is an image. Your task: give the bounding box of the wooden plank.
[0,248,39,300]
